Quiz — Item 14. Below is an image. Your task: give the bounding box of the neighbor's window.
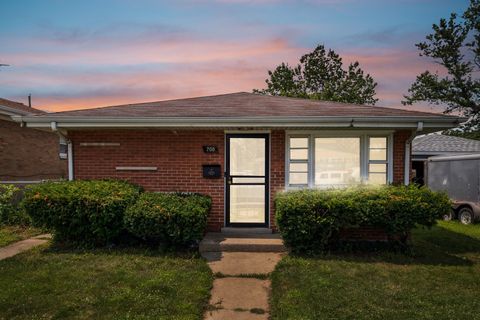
[314,138,360,187]
[368,137,388,185]
[59,137,68,160]
[287,134,390,188]
[288,137,309,186]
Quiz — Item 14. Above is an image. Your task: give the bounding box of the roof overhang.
[12,115,466,131]
[0,105,31,117]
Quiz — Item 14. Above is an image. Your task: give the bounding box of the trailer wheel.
[443,209,455,221]
[458,207,474,225]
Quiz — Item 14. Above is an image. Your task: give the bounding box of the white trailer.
[427,153,480,224]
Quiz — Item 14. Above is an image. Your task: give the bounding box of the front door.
[225,134,269,227]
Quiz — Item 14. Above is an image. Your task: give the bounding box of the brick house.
[0,98,67,183]
[14,93,463,231]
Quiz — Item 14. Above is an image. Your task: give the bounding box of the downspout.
[404,121,423,185]
[51,121,74,181]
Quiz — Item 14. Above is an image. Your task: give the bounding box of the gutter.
[11,115,466,129]
[0,105,32,117]
[428,153,480,162]
[404,122,424,185]
[50,122,74,181]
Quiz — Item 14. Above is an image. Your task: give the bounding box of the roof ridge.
[246,93,456,117]
[44,91,251,115]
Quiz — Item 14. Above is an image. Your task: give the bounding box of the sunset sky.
[0,0,468,112]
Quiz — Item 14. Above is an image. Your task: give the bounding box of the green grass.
[0,225,42,247]
[0,246,213,320]
[271,221,480,320]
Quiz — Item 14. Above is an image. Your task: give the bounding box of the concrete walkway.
[0,234,51,260]
[200,232,286,320]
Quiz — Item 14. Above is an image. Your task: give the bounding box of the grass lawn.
[0,246,212,320]
[0,225,43,248]
[271,221,480,320]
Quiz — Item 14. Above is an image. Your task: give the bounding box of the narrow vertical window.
[368,137,388,184]
[59,136,68,160]
[288,137,309,186]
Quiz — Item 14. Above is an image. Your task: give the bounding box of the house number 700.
[203,145,218,153]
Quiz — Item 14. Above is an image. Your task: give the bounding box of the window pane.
[369,137,387,149]
[290,138,308,148]
[369,173,387,185]
[230,138,265,175]
[369,163,387,173]
[315,138,361,186]
[230,185,265,223]
[290,162,308,172]
[290,149,308,161]
[289,172,308,185]
[369,149,387,161]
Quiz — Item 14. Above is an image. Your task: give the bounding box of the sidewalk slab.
[0,234,51,260]
[206,277,270,319]
[205,309,268,320]
[202,251,284,275]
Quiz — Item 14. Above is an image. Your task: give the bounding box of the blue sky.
[0,0,469,111]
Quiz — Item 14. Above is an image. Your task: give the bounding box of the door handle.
[226,175,232,185]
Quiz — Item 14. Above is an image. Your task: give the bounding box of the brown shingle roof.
[38,92,456,119]
[0,98,45,115]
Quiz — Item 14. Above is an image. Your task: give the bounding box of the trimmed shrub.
[275,185,451,253]
[124,192,211,246]
[22,180,141,246]
[0,184,30,226]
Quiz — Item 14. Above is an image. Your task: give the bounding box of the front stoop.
[220,227,272,235]
[199,232,287,253]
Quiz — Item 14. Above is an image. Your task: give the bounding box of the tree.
[403,0,480,134]
[254,45,378,105]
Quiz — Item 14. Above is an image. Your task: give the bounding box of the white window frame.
[286,135,311,187]
[285,130,394,189]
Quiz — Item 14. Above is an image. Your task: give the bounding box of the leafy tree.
[254,45,378,105]
[403,0,480,136]
[444,130,480,140]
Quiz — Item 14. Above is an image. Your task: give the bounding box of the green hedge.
[275,185,451,253]
[0,184,31,226]
[124,192,211,246]
[22,180,141,246]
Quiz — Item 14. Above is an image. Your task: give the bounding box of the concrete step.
[221,227,272,235]
[199,233,287,253]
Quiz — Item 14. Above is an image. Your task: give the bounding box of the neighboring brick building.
[0,98,67,183]
[15,93,463,231]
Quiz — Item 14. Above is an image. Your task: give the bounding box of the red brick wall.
[270,130,286,230]
[70,128,411,234]
[0,119,67,181]
[71,130,225,231]
[393,130,414,184]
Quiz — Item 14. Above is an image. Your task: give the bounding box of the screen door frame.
[225,133,269,228]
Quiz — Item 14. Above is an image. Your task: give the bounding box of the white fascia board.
[15,115,463,129]
[0,105,31,116]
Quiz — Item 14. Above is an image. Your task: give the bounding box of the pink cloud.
[5,37,303,66]
[2,32,444,113]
